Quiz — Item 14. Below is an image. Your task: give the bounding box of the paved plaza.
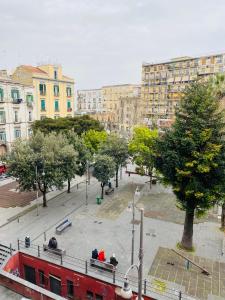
[0,170,224,299]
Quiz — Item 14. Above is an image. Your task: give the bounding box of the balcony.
[67,108,72,112]
[0,119,6,124]
[13,98,23,104]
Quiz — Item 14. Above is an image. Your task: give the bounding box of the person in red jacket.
[98,249,106,261]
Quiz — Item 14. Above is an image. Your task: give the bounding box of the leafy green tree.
[129,126,158,188]
[7,132,77,207]
[82,129,107,156]
[155,81,225,250]
[32,115,104,136]
[93,155,116,199]
[100,134,129,188]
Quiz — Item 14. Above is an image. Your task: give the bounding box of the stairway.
[0,244,15,267]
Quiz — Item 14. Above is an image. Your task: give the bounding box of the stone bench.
[43,244,66,256]
[55,219,72,234]
[90,258,115,272]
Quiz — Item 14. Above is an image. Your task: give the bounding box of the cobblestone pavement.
[149,247,225,300]
[138,184,219,224]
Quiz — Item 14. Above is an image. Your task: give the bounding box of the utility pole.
[85,161,88,206]
[138,208,144,300]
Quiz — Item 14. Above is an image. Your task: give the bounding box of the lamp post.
[35,165,39,216]
[119,208,144,300]
[85,161,89,206]
[131,186,141,265]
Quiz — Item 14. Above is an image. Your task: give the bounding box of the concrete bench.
[43,244,66,256]
[105,188,114,195]
[90,258,115,272]
[55,219,72,234]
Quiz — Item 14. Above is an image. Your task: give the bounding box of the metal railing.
[16,239,198,300]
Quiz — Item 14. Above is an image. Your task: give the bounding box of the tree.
[7,132,77,207]
[82,129,107,156]
[93,155,116,199]
[32,115,104,136]
[100,134,129,188]
[129,126,158,188]
[155,81,225,250]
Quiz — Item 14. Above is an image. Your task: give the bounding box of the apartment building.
[77,89,103,113]
[12,64,74,120]
[0,70,34,153]
[102,84,141,130]
[141,53,225,129]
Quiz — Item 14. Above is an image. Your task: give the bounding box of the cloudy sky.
[0,0,225,89]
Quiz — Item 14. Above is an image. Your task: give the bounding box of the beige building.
[141,53,225,129]
[12,64,74,120]
[0,70,34,153]
[77,89,103,113]
[102,84,141,131]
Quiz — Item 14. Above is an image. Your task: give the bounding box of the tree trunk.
[67,179,71,193]
[149,172,152,189]
[181,208,195,250]
[101,183,105,199]
[42,191,47,207]
[116,167,119,188]
[221,203,225,229]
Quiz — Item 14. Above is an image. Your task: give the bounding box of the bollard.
[17,239,20,251]
[60,254,63,265]
[38,245,40,257]
[179,291,182,300]
[44,232,46,242]
[10,243,12,256]
[113,271,115,284]
[144,279,147,294]
[85,260,88,274]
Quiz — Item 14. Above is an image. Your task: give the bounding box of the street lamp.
[120,208,144,300]
[35,165,39,216]
[131,186,141,265]
[85,161,89,206]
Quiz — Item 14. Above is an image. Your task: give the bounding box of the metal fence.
[14,239,197,300]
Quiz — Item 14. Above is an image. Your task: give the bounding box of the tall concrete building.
[12,64,74,120]
[77,89,103,113]
[0,70,34,153]
[141,53,225,129]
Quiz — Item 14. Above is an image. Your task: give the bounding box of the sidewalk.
[0,176,86,228]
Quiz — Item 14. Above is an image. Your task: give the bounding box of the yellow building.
[141,53,225,129]
[12,65,74,119]
[102,84,141,130]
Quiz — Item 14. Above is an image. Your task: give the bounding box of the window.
[11,89,20,100]
[54,70,57,80]
[67,280,74,297]
[0,131,6,142]
[41,99,46,111]
[24,265,36,284]
[26,94,33,106]
[0,88,4,101]
[54,85,59,96]
[0,111,6,124]
[28,111,32,122]
[95,294,103,300]
[14,129,21,138]
[86,291,94,299]
[66,87,72,97]
[54,100,59,112]
[39,84,46,96]
[39,270,45,285]
[28,128,32,136]
[14,111,19,123]
[49,275,61,296]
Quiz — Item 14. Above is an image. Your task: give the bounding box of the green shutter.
[41,99,45,111]
[55,100,59,111]
[0,88,3,101]
[67,101,71,109]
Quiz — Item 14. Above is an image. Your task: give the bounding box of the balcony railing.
[13,98,23,104]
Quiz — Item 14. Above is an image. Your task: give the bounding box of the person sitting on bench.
[110,253,118,266]
[92,248,98,259]
[48,237,58,249]
[98,249,106,261]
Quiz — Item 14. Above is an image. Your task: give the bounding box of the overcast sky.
[0,0,225,89]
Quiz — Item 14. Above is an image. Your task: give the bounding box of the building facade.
[141,53,225,129]
[77,89,103,113]
[102,84,141,131]
[12,64,74,120]
[0,70,34,153]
